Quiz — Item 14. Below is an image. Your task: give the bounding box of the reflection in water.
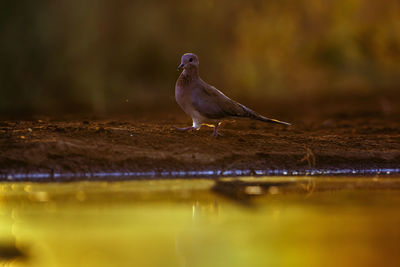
[0,177,400,267]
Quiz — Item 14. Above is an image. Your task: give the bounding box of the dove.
[175,53,291,136]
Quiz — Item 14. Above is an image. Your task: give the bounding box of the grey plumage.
[175,53,290,136]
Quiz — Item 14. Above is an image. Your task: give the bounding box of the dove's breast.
[175,83,210,127]
[175,73,195,111]
[175,84,191,113]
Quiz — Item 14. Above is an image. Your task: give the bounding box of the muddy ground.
[1,94,399,179]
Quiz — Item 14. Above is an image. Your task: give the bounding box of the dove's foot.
[174,126,195,132]
[211,131,223,137]
[211,124,223,137]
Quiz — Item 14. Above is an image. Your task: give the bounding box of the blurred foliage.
[0,0,399,113]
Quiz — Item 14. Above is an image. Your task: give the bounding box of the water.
[1,177,400,267]
[1,167,400,181]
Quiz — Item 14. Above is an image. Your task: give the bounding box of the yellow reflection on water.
[0,177,400,267]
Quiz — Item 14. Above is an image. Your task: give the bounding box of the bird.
[174,53,291,137]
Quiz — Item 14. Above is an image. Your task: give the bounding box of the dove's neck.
[178,68,199,86]
[183,67,199,79]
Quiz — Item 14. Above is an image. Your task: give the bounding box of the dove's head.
[177,53,199,72]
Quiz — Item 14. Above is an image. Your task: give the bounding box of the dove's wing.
[191,82,246,119]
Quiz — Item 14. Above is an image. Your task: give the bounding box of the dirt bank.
[1,94,399,180]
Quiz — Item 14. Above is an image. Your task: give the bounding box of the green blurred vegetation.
[0,0,399,114]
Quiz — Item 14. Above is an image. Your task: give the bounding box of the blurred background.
[0,0,399,114]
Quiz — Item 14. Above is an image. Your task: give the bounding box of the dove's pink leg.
[174,126,195,132]
[211,123,223,137]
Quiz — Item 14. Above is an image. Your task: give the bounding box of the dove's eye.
[189,58,193,62]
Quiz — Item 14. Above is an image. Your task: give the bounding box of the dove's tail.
[240,104,291,126]
[252,115,291,126]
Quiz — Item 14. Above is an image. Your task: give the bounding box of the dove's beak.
[177,63,185,71]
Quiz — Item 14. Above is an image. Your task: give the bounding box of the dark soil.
[1,94,399,179]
